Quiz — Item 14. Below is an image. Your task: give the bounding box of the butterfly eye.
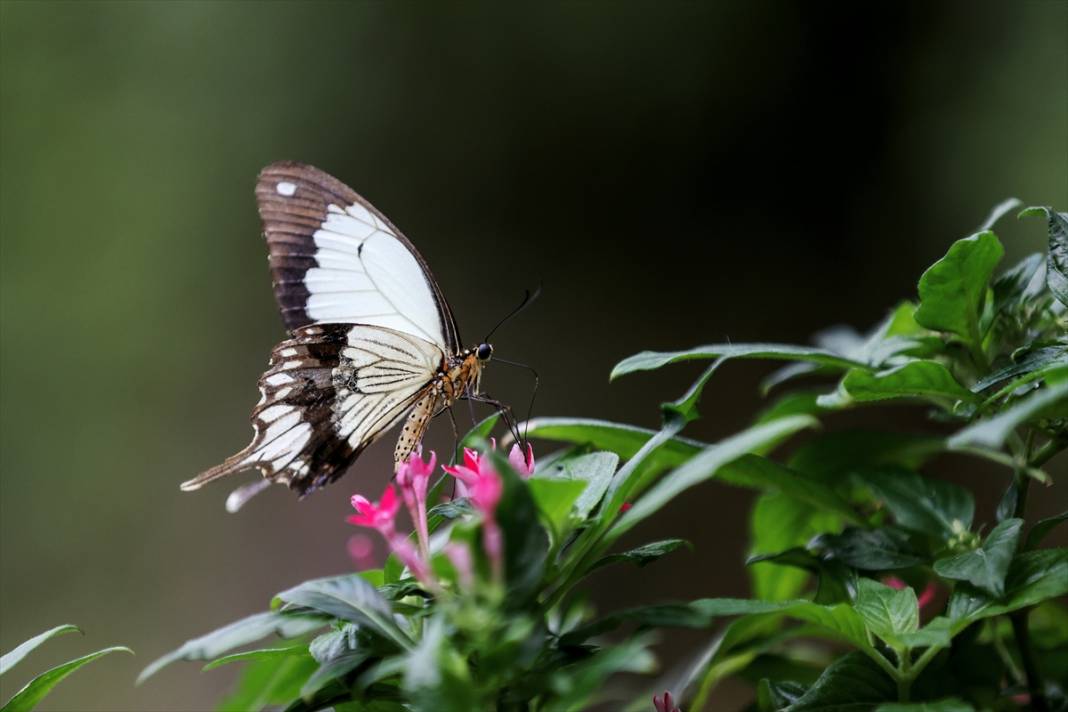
[477,343,493,361]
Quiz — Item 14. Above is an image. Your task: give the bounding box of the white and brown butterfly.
[181,162,497,508]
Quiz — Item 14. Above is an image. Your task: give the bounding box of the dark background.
[1,2,1066,710]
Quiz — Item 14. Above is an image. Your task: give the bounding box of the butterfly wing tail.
[180,447,257,491]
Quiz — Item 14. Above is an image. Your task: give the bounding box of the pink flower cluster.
[653,691,681,712]
[347,443,534,590]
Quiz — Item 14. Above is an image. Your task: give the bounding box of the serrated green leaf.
[853,578,919,650]
[935,519,1022,597]
[834,361,975,406]
[947,548,1068,621]
[611,343,866,380]
[138,612,324,683]
[1021,205,1068,307]
[609,416,817,542]
[276,576,411,650]
[914,231,1004,342]
[784,651,895,711]
[1,646,132,712]
[895,616,954,651]
[853,468,974,539]
[971,344,1068,393]
[948,382,1068,450]
[0,625,80,677]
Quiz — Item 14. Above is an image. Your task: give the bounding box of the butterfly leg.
[465,393,521,446]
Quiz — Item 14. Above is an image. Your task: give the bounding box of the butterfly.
[181,162,500,508]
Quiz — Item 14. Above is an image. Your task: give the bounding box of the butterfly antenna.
[485,284,542,343]
[493,357,539,444]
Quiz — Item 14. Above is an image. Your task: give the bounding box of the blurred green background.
[2,2,1066,710]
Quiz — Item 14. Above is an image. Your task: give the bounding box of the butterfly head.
[476,343,494,363]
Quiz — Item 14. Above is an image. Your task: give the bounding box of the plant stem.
[1005,434,1049,711]
[897,650,912,702]
[1010,613,1048,712]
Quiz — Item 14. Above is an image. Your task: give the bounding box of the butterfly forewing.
[256,162,460,352]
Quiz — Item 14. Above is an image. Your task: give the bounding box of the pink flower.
[442,447,491,486]
[445,543,474,590]
[653,691,681,712]
[348,485,401,532]
[348,484,437,592]
[397,449,436,561]
[346,534,376,569]
[443,447,505,580]
[508,442,536,478]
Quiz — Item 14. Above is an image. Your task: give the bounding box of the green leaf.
[749,493,844,601]
[276,576,411,650]
[914,230,1004,342]
[138,612,324,683]
[661,357,727,423]
[815,527,926,571]
[853,468,974,539]
[495,461,550,607]
[875,699,975,712]
[1025,511,1068,550]
[895,616,954,651]
[947,548,1068,622]
[719,455,860,524]
[784,651,895,711]
[592,538,690,570]
[971,344,1068,393]
[1021,205,1068,307]
[541,636,655,712]
[202,645,307,671]
[980,197,1024,231]
[520,417,705,471]
[1,646,132,712]
[528,478,588,535]
[789,431,939,487]
[934,519,1023,597]
[829,361,975,406]
[948,382,1068,450]
[611,343,866,380]
[754,391,827,426]
[853,578,919,650]
[217,651,318,712]
[609,416,817,542]
[0,625,80,677]
[541,451,618,522]
[680,598,872,653]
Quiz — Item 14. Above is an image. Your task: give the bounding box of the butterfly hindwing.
[182,324,444,495]
[256,162,460,352]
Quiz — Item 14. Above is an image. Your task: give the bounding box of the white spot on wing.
[276,181,297,196]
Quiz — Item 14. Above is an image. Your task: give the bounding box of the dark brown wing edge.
[255,161,462,353]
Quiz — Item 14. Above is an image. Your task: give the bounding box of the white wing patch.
[302,201,445,348]
[331,325,442,449]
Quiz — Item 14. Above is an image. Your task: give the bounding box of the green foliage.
[0,626,130,712]
[142,202,1066,710]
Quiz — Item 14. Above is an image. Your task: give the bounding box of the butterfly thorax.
[392,349,486,468]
